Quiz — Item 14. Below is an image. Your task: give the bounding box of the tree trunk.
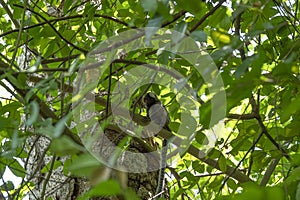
[25,126,167,199]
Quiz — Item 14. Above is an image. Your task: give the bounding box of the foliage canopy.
[0,0,300,199]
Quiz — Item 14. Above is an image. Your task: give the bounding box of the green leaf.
[63,0,73,14]
[174,22,187,37]
[118,9,132,17]
[40,26,56,38]
[211,30,231,45]
[296,183,300,200]
[207,149,221,159]
[199,101,212,129]
[0,117,11,131]
[175,0,204,14]
[218,154,227,172]
[195,131,208,146]
[174,78,188,93]
[145,18,163,45]
[233,183,285,200]
[173,188,185,199]
[17,73,27,86]
[66,153,101,177]
[190,31,207,42]
[53,114,70,138]
[156,0,171,20]
[209,7,229,29]
[209,176,223,189]
[285,166,300,185]
[9,159,26,178]
[179,112,197,135]
[141,0,157,13]
[0,180,14,190]
[78,179,121,199]
[36,119,55,137]
[157,50,170,65]
[6,73,24,89]
[180,170,195,181]
[227,178,237,191]
[44,41,57,57]
[12,6,22,19]
[192,160,204,173]
[25,101,39,126]
[280,93,300,123]
[123,189,140,200]
[50,135,83,156]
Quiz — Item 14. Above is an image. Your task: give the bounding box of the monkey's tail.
[154,138,168,199]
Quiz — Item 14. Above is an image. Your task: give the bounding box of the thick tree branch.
[260,158,280,186]
[1,60,250,183]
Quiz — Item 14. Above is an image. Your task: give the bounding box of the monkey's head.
[143,92,170,129]
[142,92,160,108]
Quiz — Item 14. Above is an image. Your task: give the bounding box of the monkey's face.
[142,92,160,109]
[143,92,170,128]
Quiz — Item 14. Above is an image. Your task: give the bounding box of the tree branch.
[232,7,290,161]
[260,158,280,186]
[0,0,20,28]
[227,113,256,120]
[1,56,251,184]
[162,10,187,27]
[190,0,226,33]
[13,4,88,54]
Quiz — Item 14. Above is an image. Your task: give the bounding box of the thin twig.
[0,0,20,28]
[13,4,88,54]
[41,155,57,198]
[190,0,226,33]
[106,64,113,117]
